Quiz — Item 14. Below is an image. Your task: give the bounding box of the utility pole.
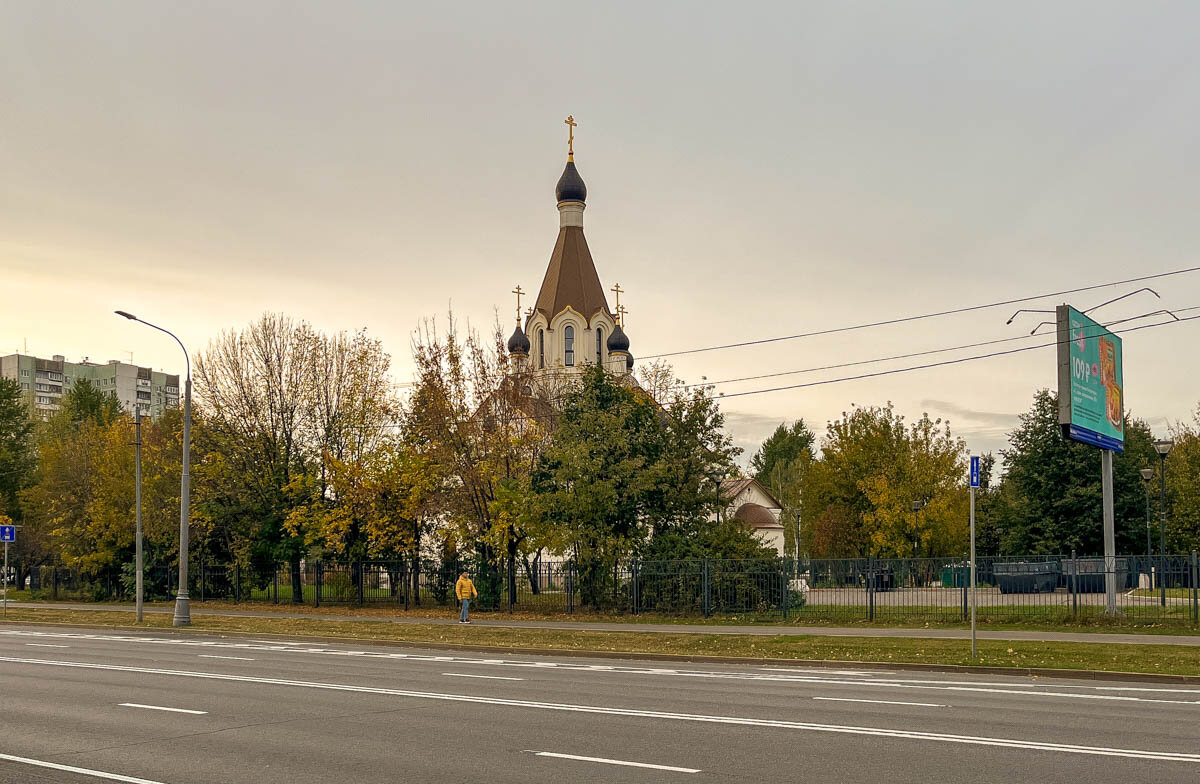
[134,411,144,623]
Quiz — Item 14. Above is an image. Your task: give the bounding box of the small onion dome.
[606,323,629,353]
[507,324,530,355]
[555,161,587,203]
[734,502,778,529]
[626,351,634,371]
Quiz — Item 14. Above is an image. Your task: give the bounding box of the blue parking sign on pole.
[969,456,980,488]
[0,526,14,542]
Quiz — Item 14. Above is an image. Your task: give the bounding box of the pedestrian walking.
[455,571,477,624]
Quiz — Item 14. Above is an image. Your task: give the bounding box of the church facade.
[505,118,633,401]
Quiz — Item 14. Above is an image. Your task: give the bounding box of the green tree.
[62,379,122,425]
[750,420,815,487]
[1163,407,1200,554]
[0,377,35,521]
[800,404,969,558]
[990,389,1157,555]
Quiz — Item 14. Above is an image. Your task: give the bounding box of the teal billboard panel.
[1056,304,1124,452]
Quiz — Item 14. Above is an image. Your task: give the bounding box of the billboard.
[1056,304,1124,452]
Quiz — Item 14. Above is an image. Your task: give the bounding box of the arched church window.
[596,328,604,364]
[537,329,545,369]
[564,326,575,366]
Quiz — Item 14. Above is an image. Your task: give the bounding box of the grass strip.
[4,607,1200,677]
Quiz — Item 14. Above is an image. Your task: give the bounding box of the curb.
[4,617,1200,685]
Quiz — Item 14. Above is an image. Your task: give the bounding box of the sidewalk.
[9,601,1200,647]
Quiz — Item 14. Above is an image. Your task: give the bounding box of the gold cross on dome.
[610,282,623,316]
[564,115,577,161]
[617,304,629,328]
[511,285,525,324]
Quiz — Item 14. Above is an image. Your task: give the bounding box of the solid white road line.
[24,643,69,648]
[4,630,1199,706]
[442,672,525,681]
[528,751,700,773]
[118,703,208,715]
[198,655,257,661]
[814,697,947,708]
[4,656,1199,763]
[0,752,167,784]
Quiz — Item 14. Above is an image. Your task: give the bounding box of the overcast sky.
[4,1,1199,464]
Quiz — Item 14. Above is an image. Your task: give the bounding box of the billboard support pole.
[1102,449,1117,614]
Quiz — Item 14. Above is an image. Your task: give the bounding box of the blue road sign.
[969,456,981,488]
[0,526,14,542]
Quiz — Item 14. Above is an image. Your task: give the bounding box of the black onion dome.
[606,323,629,352]
[626,351,634,371]
[507,325,531,355]
[555,161,587,202]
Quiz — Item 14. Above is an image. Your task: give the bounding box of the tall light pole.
[910,500,925,558]
[1140,467,1154,589]
[116,310,192,626]
[1154,439,1174,608]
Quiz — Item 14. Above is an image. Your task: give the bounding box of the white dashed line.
[119,703,207,715]
[528,751,700,773]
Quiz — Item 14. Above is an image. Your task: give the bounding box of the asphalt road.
[1,624,1199,783]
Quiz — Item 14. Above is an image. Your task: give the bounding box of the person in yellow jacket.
[455,571,478,624]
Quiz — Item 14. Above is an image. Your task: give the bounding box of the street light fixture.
[1140,468,1155,589]
[116,310,192,626]
[1153,440,1173,608]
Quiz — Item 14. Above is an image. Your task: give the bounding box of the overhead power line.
[692,305,1200,389]
[642,265,1200,360]
[715,312,1200,400]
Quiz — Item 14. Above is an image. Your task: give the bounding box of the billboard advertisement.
[1056,304,1124,452]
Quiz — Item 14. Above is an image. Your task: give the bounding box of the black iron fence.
[7,552,1200,626]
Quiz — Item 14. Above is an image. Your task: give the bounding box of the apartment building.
[0,354,180,420]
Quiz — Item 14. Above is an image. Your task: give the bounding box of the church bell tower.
[507,117,632,393]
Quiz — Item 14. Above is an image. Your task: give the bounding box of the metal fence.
[8,551,1200,626]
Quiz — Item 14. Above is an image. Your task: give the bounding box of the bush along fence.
[8,552,1200,626]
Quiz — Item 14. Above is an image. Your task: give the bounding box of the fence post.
[199,562,205,602]
[358,561,365,607]
[867,556,875,622]
[235,562,242,603]
[567,561,575,614]
[702,558,711,618]
[315,562,322,608]
[1070,549,1077,616]
[1192,550,1198,625]
[273,566,279,604]
[961,552,968,622]
[781,561,788,620]
[52,565,59,601]
[631,559,639,615]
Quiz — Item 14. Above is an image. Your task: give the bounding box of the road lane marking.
[198,655,257,661]
[4,656,1200,764]
[0,752,167,784]
[814,697,947,708]
[118,703,208,715]
[25,643,70,648]
[528,751,700,773]
[3,631,1200,705]
[442,672,525,681]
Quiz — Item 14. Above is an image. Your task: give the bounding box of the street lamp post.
[1140,467,1155,590]
[1154,440,1174,608]
[116,311,192,627]
[910,500,925,558]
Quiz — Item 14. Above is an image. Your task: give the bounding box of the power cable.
[641,265,1200,360]
[715,312,1200,400]
[690,305,1200,389]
